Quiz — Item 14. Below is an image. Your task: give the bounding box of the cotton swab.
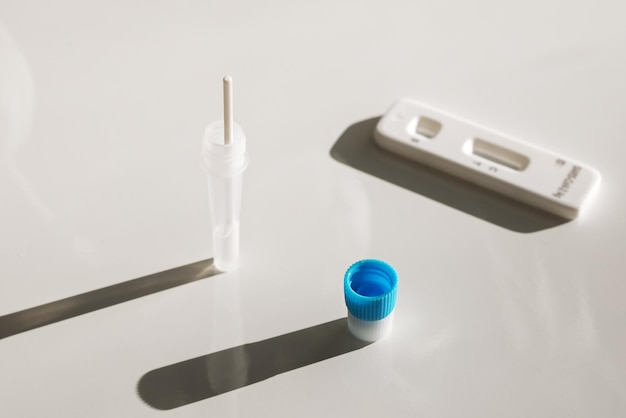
[223,76,233,145]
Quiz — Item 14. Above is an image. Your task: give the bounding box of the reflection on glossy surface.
[207,267,248,406]
[137,318,371,410]
[0,23,35,154]
[330,117,569,233]
[0,259,218,339]
[0,22,50,220]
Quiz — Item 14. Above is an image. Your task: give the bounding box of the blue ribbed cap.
[344,259,398,321]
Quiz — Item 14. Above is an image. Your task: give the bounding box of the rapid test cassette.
[374,99,600,220]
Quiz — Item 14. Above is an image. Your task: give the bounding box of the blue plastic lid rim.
[344,259,398,321]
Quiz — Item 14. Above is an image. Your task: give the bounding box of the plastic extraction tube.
[202,76,248,271]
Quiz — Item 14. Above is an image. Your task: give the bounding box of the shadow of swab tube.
[0,259,219,339]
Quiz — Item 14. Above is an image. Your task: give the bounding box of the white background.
[1,0,625,416]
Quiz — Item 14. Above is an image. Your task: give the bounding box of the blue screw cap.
[344,259,398,321]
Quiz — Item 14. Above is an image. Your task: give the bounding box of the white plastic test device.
[374,99,600,219]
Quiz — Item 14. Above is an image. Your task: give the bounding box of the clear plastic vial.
[344,259,398,341]
[202,121,248,271]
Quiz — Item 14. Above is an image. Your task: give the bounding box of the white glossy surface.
[1,0,625,416]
